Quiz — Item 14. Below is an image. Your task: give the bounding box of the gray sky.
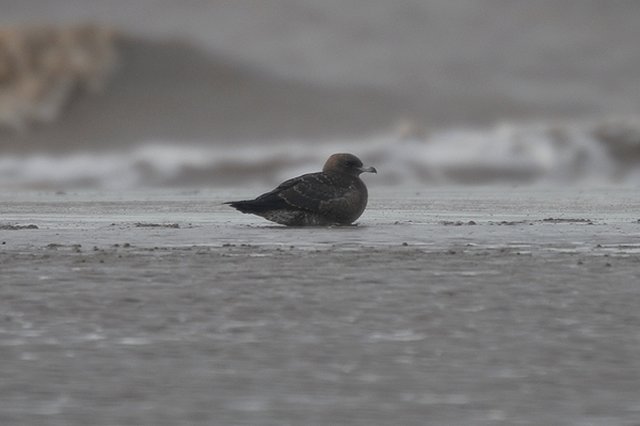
[3,0,640,122]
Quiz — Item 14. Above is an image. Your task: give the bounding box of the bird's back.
[226,171,368,226]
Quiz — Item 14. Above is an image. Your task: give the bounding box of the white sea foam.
[1,121,638,189]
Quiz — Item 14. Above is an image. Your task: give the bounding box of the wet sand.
[1,187,640,426]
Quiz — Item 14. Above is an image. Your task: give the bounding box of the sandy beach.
[1,187,639,425]
[2,2,640,425]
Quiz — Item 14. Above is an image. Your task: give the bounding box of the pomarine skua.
[225,153,377,226]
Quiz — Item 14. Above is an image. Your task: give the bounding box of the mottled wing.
[257,172,350,213]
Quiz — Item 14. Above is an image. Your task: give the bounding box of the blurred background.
[1,0,640,189]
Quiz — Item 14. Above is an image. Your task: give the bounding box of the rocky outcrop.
[0,24,118,131]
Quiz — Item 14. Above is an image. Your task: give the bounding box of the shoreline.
[1,187,640,425]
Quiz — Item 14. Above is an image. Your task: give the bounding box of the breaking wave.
[1,119,639,189]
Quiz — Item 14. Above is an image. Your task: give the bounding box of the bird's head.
[323,153,377,177]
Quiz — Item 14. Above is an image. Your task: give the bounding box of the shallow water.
[1,187,640,425]
[3,120,640,189]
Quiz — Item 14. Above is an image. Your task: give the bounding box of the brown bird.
[225,153,377,226]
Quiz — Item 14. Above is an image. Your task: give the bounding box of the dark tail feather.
[225,199,269,214]
[225,192,288,213]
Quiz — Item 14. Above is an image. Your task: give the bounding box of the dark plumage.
[225,153,377,226]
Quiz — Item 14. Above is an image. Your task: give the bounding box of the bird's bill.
[359,166,377,174]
